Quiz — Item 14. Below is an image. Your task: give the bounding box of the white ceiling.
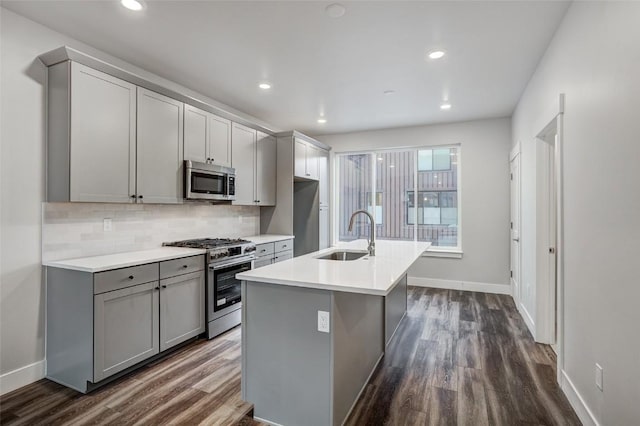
[2,1,570,135]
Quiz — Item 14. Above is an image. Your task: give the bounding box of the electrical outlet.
[317,310,330,333]
[103,218,112,232]
[595,363,603,391]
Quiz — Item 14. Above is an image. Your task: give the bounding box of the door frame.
[534,94,565,383]
[509,142,522,308]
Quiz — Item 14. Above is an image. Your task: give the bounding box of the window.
[336,146,460,248]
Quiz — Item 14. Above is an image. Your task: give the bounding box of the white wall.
[0,8,264,394]
[319,117,512,288]
[512,2,640,424]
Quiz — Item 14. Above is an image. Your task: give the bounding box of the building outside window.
[336,146,460,248]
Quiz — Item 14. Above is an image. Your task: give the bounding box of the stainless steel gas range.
[163,238,256,338]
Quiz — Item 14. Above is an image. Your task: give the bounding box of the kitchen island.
[237,240,430,426]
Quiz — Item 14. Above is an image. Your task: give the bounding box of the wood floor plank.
[345,287,581,425]
[457,367,489,426]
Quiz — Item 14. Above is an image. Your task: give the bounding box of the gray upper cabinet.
[47,62,185,204]
[318,149,329,207]
[294,138,319,180]
[93,281,160,382]
[184,104,231,167]
[136,88,184,204]
[51,62,137,202]
[256,132,277,206]
[232,123,257,205]
[159,270,205,352]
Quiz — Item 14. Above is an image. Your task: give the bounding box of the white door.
[510,153,521,306]
[136,88,184,204]
[549,135,558,348]
[231,123,256,205]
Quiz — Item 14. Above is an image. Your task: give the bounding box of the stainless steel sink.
[316,250,368,261]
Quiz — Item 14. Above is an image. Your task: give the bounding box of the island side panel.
[243,281,332,426]
[46,267,94,393]
[331,291,384,425]
[385,274,408,346]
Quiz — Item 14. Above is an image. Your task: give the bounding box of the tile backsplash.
[42,202,260,262]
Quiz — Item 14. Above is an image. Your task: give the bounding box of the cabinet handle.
[260,249,266,253]
[155,287,159,291]
[283,245,287,248]
[130,195,136,199]
[211,158,215,163]
[128,275,134,280]
[306,173,311,176]
[162,285,167,289]
[138,195,143,199]
[182,265,188,269]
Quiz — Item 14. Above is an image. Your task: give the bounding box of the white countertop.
[43,247,207,273]
[237,240,430,296]
[244,234,295,244]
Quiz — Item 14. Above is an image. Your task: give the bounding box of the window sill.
[421,248,463,259]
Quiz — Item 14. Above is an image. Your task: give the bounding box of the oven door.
[208,258,252,319]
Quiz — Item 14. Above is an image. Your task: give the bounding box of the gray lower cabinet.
[94,281,160,382]
[46,254,205,393]
[253,239,294,268]
[159,271,205,351]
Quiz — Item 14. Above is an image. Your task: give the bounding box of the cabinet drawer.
[255,243,274,257]
[160,255,204,279]
[94,263,159,294]
[254,258,273,269]
[274,251,293,263]
[274,239,293,253]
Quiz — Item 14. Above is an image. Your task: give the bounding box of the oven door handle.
[209,256,255,270]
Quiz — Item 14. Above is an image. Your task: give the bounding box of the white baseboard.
[408,277,511,295]
[518,302,536,339]
[0,359,45,396]
[560,370,600,426]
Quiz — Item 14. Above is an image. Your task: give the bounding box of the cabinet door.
[209,114,232,168]
[231,123,256,205]
[70,63,136,202]
[294,138,308,178]
[256,132,277,206]
[159,271,205,351]
[306,144,320,180]
[319,206,330,249]
[318,149,329,207]
[137,88,184,204]
[254,257,273,269]
[94,281,159,382]
[184,104,208,164]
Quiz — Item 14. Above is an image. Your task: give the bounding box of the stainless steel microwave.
[184,161,236,201]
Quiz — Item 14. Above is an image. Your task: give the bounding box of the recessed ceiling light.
[440,103,452,110]
[325,3,346,18]
[428,50,446,60]
[317,118,327,124]
[258,83,271,90]
[121,0,144,11]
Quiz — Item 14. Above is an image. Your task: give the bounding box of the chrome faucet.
[348,210,376,256]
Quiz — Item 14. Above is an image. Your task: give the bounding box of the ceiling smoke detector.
[325,3,346,18]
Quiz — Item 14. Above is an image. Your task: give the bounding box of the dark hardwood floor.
[0,328,254,426]
[346,287,581,426]
[0,287,580,425]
